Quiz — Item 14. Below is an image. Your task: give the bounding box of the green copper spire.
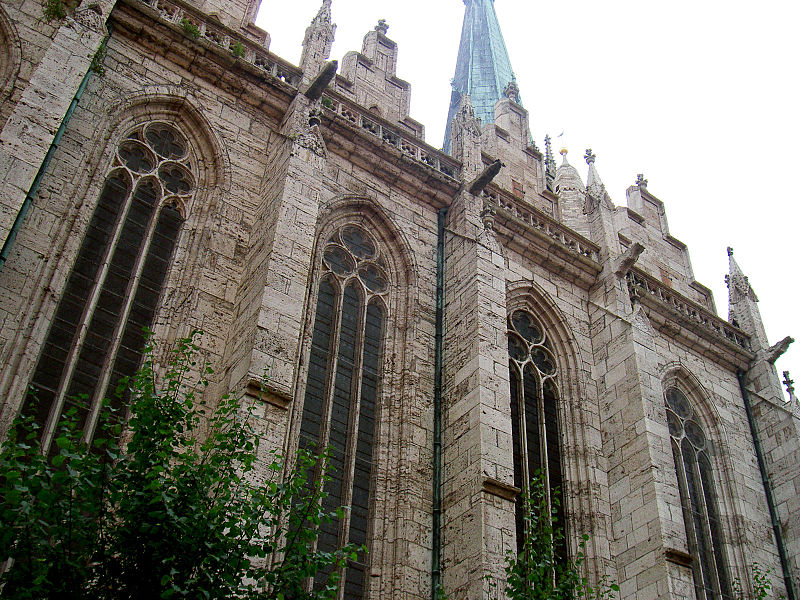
[443,0,518,154]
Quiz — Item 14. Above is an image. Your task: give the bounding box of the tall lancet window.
[299,224,389,599]
[25,122,190,453]
[507,309,566,557]
[665,387,733,600]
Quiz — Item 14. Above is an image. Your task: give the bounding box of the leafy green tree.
[0,332,359,599]
[733,563,784,600]
[501,473,618,600]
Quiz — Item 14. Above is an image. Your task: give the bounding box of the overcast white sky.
[256,0,799,400]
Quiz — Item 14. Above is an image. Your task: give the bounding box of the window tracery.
[507,308,565,557]
[299,223,389,599]
[26,122,192,452]
[665,387,733,600]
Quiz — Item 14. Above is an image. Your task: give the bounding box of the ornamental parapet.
[484,186,600,263]
[135,0,303,87]
[626,269,751,352]
[320,94,460,181]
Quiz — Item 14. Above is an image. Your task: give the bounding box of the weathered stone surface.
[0,1,797,599]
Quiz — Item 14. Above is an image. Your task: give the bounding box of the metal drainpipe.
[432,207,447,600]
[736,369,797,600]
[0,24,112,271]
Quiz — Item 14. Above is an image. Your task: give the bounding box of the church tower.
[443,0,518,153]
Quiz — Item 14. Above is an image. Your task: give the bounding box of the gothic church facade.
[0,0,798,598]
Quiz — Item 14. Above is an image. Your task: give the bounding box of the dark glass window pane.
[543,379,566,559]
[522,365,541,482]
[511,310,543,344]
[145,124,187,159]
[118,140,154,173]
[666,388,692,419]
[348,301,383,549]
[358,264,388,293]
[699,453,732,599]
[509,364,524,554]
[508,334,527,362]
[105,204,182,416]
[158,164,193,194]
[64,180,157,414]
[324,246,354,276]
[319,283,361,554]
[344,563,365,600]
[341,225,375,259]
[531,348,556,376]
[682,439,716,599]
[26,173,130,432]
[300,278,337,450]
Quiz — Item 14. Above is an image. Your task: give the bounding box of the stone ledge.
[244,379,291,410]
[482,477,520,502]
[664,548,693,567]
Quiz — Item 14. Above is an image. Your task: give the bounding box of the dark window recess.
[299,277,337,451]
[24,123,189,451]
[105,204,182,418]
[667,388,732,600]
[301,225,389,599]
[26,173,130,431]
[344,300,384,597]
[507,309,565,558]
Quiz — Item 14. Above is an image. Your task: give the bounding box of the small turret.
[554,148,584,193]
[726,246,769,350]
[584,148,612,210]
[449,94,483,177]
[554,149,589,238]
[300,0,336,79]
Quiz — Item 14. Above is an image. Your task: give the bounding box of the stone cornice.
[626,268,754,369]
[487,184,602,289]
[320,93,461,205]
[117,0,301,119]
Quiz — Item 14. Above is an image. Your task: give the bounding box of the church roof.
[443,0,518,154]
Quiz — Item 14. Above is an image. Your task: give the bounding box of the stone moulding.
[626,269,753,364]
[485,185,600,262]
[130,0,302,88]
[488,184,602,289]
[319,93,461,182]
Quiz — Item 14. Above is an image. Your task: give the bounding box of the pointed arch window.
[665,387,733,600]
[299,224,389,599]
[507,309,566,557]
[25,122,192,452]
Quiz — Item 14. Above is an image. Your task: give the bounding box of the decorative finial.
[375,19,389,35]
[544,135,556,179]
[727,246,734,257]
[584,149,596,165]
[503,80,520,103]
[636,173,648,189]
[560,147,568,156]
[783,371,797,404]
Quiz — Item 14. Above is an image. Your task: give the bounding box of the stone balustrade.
[484,187,600,262]
[137,0,303,87]
[626,269,751,350]
[320,95,460,181]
